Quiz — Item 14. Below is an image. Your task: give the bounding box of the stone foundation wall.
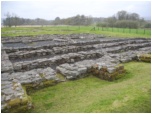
[1,50,14,73]
[1,34,151,112]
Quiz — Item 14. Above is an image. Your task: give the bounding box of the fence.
[91,27,150,35]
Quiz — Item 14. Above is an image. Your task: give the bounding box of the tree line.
[2,11,151,28]
[2,13,52,27]
[2,13,94,27]
[96,10,151,28]
[52,15,93,26]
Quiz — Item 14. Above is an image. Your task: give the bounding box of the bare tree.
[3,12,12,27]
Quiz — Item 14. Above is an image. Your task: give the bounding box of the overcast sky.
[1,0,151,20]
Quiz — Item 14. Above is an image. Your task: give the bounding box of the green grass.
[1,26,151,38]
[26,62,151,113]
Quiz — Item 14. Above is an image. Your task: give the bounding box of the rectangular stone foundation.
[91,64,126,81]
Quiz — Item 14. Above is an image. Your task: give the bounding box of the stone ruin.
[1,33,151,112]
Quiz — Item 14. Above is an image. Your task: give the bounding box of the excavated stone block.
[138,54,151,62]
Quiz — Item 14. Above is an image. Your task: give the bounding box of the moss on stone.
[23,83,34,90]
[15,105,28,112]
[93,69,100,75]
[140,58,151,62]
[7,105,28,113]
[139,54,151,63]
[2,84,33,113]
[39,73,45,78]
[20,97,28,105]
[56,73,66,81]
[92,63,126,81]
[43,80,56,87]
[101,66,107,72]
[8,98,21,107]
[117,64,124,70]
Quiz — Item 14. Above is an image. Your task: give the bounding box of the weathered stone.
[1,84,13,90]
[1,34,151,112]
[2,88,14,95]
[78,67,87,74]
[107,67,116,73]
[5,95,13,101]
[1,95,6,102]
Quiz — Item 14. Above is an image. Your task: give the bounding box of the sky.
[1,0,151,20]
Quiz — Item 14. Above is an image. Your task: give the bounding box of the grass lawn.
[1,26,151,38]
[26,62,151,113]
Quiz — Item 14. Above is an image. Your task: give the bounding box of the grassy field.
[1,26,151,38]
[26,62,151,113]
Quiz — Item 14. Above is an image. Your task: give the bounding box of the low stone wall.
[8,45,95,60]
[2,34,104,43]
[8,40,150,61]
[138,54,151,62]
[1,79,32,112]
[1,50,14,73]
[4,38,149,53]
[12,50,105,72]
[12,42,150,72]
[11,39,150,72]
